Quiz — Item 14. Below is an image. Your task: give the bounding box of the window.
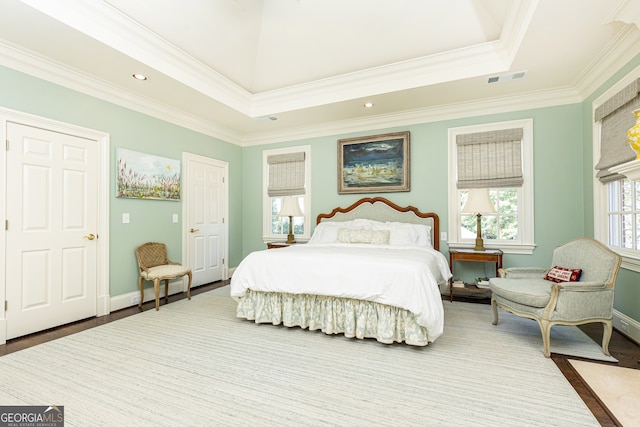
[607,179,640,250]
[460,188,519,241]
[448,119,534,254]
[262,145,311,242]
[593,72,640,271]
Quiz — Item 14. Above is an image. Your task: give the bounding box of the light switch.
[122,213,130,224]
[172,214,178,223]
[440,232,447,241]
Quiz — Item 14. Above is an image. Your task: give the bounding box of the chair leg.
[138,276,144,309]
[539,319,552,358]
[164,279,169,304]
[491,297,499,325]
[187,271,192,300]
[602,320,613,356]
[153,278,160,311]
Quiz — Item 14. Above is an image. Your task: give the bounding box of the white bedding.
[230,242,452,339]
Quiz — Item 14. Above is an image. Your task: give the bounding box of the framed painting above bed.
[337,131,410,194]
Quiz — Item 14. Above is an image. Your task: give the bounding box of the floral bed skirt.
[235,289,434,346]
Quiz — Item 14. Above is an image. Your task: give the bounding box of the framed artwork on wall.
[337,131,410,194]
[116,148,181,200]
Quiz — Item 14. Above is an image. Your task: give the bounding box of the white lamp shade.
[278,196,304,217]
[461,188,497,214]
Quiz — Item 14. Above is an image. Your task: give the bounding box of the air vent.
[487,71,527,84]
[253,116,278,122]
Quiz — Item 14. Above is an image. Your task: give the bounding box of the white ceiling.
[1,0,640,146]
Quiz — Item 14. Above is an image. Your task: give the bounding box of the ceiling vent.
[487,71,527,84]
[253,116,278,122]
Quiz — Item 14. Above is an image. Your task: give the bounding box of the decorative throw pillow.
[337,228,390,244]
[544,266,582,283]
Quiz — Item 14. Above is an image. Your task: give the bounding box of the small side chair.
[135,242,192,311]
[489,238,621,358]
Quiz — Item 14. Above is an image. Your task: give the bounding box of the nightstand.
[267,242,290,249]
[448,248,503,302]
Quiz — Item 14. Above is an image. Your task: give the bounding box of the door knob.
[190,228,199,233]
[84,233,95,240]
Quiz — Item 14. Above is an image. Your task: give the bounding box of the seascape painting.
[338,131,410,194]
[117,148,181,200]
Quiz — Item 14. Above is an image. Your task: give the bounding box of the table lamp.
[278,196,303,244]
[461,188,497,251]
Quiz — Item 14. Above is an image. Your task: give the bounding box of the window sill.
[609,159,640,181]
[610,248,640,273]
[447,242,536,255]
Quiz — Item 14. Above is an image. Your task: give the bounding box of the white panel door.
[5,123,98,339]
[186,154,227,287]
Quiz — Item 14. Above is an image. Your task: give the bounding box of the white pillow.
[385,222,416,245]
[384,222,432,247]
[412,224,433,248]
[308,220,358,244]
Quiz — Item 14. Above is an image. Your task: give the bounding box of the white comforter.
[230,243,452,336]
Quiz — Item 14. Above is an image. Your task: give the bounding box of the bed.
[230,197,452,346]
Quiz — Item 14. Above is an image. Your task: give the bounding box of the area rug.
[570,359,640,427]
[0,286,602,426]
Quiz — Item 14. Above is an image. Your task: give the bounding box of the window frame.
[593,65,640,272]
[262,145,311,243]
[447,119,535,254]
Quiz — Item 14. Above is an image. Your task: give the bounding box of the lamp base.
[286,215,296,244]
[474,213,486,251]
[473,237,486,251]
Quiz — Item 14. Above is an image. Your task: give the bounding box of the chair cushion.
[489,278,552,308]
[141,264,191,280]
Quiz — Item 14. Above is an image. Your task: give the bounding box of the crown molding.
[251,41,511,117]
[18,0,253,115]
[251,0,539,117]
[574,25,640,99]
[605,0,640,29]
[242,87,581,147]
[4,0,636,149]
[0,39,243,146]
[19,0,536,119]
[0,36,584,149]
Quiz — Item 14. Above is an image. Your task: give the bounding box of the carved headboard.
[316,197,440,250]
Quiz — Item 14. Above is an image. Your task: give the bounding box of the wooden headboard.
[316,197,440,250]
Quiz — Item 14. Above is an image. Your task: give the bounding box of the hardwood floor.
[1,284,638,426]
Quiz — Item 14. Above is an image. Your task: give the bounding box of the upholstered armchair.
[489,238,621,358]
[135,242,192,311]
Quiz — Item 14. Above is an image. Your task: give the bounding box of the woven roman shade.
[594,79,640,183]
[267,152,306,197]
[456,128,524,189]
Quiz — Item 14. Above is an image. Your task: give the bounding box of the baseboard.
[110,281,186,312]
[613,309,640,345]
[228,267,236,277]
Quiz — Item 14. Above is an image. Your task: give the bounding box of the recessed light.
[364,102,374,108]
[132,73,148,81]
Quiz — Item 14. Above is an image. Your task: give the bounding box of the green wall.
[0,65,243,298]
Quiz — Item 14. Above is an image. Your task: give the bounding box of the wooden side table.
[267,242,290,249]
[448,248,503,302]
